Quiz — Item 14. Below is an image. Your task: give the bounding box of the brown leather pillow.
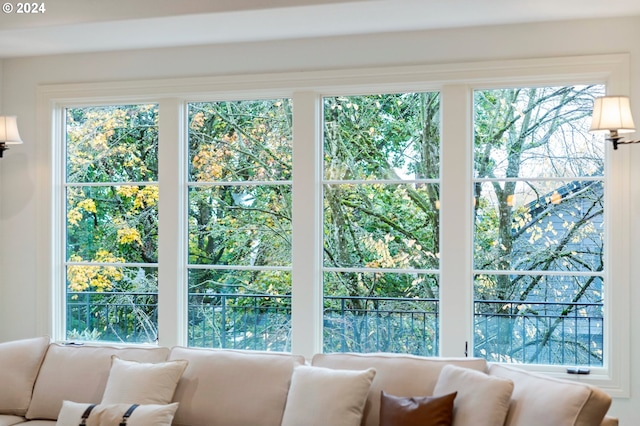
[379,390,457,426]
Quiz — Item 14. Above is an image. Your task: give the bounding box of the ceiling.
[0,0,639,59]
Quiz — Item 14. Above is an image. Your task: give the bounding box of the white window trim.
[36,53,631,397]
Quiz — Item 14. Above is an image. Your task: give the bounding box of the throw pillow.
[380,391,457,426]
[101,356,188,405]
[433,364,514,426]
[280,365,376,426]
[0,336,50,416]
[56,400,179,426]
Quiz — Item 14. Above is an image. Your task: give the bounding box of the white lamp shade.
[589,96,636,133]
[0,116,23,144]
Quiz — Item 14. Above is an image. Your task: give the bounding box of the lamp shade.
[0,116,23,144]
[589,96,636,133]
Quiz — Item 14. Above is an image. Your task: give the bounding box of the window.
[321,93,440,355]
[45,55,629,395]
[186,99,293,350]
[472,86,605,366]
[64,104,159,343]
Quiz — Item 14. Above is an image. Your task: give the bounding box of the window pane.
[188,185,291,267]
[324,93,440,181]
[66,105,158,183]
[474,274,603,365]
[473,87,603,179]
[324,183,439,269]
[323,272,439,354]
[474,180,603,272]
[188,269,291,351]
[67,185,158,263]
[189,100,292,182]
[66,267,158,343]
[323,92,440,356]
[64,104,159,344]
[472,85,605,366]
[187,99,293,350]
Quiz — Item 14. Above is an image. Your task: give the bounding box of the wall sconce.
[589,96,638,150]
[0,116,23,158]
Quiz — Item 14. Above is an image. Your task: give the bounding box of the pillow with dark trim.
[379,391,457,426]
[56,400,178,426]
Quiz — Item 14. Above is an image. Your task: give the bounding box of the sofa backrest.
[169,346,305,426]
[0,336,50,417]
[312,352,488,426]
[25,343,170,420]
[489,363,612,426]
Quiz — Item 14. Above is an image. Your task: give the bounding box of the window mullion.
[290,91,323,358]
[439,85,473,357]
[157,98,186,348]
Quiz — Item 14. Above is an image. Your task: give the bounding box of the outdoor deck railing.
[67,291,603,365]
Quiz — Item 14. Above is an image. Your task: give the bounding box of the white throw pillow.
[56,400,178,426]
[433,364,514,426]
[101,356,188,405]
[0,336,50,416]
[281,365,376,426]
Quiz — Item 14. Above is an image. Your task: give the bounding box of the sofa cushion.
[169,346,304,426]
[0,414,27,426]
[312,352,487,426]
[0,336,50,417]
[101,357,188,405]
[489,364,612,426]
[55,400,178,426]
[379,391,457,426]
[281,365,376,426]
[433,364,513,426]
[25,343,169,420]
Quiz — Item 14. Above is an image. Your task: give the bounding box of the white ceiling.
[0,0,639,59]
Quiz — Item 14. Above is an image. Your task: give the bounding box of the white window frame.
[36,54,631,397]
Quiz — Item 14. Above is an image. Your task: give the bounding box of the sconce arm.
[606,130,640,150]
[0,142,7,158]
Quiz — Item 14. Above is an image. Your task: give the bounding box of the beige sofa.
[0,336,618,426]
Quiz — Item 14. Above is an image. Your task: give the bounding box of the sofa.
[0,336,618,426]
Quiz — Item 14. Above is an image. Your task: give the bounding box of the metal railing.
[323,295,438,356]
[474,299,604,366]
[66,291,603,365]
[67,291,158,343]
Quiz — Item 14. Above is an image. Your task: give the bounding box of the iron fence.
[474,299,604,366]
[66,291,603,365]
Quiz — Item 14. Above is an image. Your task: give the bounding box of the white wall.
[1,16,639,422]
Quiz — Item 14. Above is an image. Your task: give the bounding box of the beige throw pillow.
[101,357,188,405]
[433,364,514,426]
[56,400,178,426]
[281,365,376,426]
[0,336,50,416]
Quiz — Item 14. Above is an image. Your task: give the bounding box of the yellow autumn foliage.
[116,185,159,211]
[117,227,142,246]
[67,250,125,292]
[67,198,97,226]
